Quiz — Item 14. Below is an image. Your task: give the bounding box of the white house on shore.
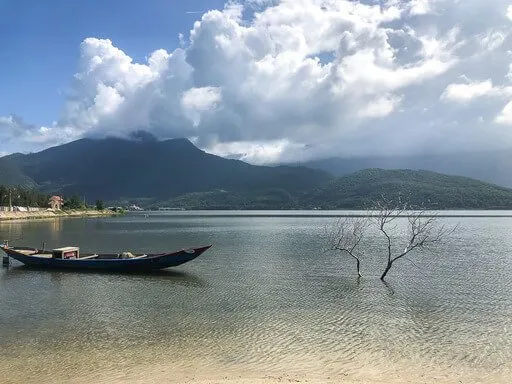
[49,196,64,211]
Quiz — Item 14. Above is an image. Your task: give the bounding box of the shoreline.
[0,209,118,222]
[19,363,512,384]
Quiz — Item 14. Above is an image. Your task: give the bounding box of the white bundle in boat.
[121,252,137,258]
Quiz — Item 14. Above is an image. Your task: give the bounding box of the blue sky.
[1,0,512,162]
[0,0,225,125]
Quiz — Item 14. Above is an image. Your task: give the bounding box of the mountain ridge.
[300,168,512,210]
[0,136,333,202]
[155,168,512,210]
[298,149,512,188]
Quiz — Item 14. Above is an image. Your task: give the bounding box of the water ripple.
[1,214,512,382]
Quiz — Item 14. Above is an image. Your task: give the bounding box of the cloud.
[181,87,222,127]
[441,70,512,127]
[0,115,55,151]
[0,115,82,155]
[0,115,32,141]
[440,80,511,103]
[4,0,512,162]
[58,0,459,154]
[409,0,434,16]
[479,29,507,51]
[206,138,303,164]
[496,101,512,124]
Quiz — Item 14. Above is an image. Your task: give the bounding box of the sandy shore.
[5,360,511,384]
[69,373,358,384]
[61,368,512,384]
[0,209,118,221]
[50,358,511,384]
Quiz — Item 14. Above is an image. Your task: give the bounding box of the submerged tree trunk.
[356,257,362,278]
[380,261,392,280]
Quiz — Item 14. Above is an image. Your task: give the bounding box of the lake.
[1,211,511,383]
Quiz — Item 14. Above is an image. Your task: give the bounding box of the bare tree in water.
[325,216,369,278]
[327,196,456,280]
[372,196,456,280]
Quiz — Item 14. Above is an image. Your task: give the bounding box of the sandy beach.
[0,209,117,221]
[11,353,508,384]
[5,360,511,384]
[55,365,512,384]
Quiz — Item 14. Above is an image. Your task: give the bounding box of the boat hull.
[0,245,211,272]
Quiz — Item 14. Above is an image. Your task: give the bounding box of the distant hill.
[132,169,512,210]
[300,169,512,209]
[0,136,332,203]
[301,150,512,188]
[158,188,298,210]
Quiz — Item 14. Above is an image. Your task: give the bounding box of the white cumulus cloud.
[181,87,222,127]
[3,0,512,163]
[441,80,498,103]
[496,100,512,124]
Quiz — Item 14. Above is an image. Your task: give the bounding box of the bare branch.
[324,215,370,278]
[325,194,458,282]
[375,197,458,280]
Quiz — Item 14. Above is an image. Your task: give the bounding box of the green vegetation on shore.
[0,185,110,213]
[0,185,50,208]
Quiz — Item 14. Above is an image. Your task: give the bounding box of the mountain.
[0,137,332,203]
[300,168,512,209]
[301,149,512,188]
[3,138,512,210]
[0,154,37,187]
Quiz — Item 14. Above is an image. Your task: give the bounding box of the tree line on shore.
[0,185,104,210]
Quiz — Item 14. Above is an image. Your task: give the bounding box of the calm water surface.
[0,211,511,383]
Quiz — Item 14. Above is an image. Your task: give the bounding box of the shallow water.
[1,212,511,383]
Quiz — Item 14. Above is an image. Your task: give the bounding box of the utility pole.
[8,188,12,212]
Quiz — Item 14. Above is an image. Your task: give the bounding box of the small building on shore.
[49,196,64,211]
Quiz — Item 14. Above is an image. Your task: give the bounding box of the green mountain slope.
[0,154,37,187]
[0,136,332,202]
[300,169,512,209]
[3,139,512,210]
[301,149,512,188]
[160,188,297,210]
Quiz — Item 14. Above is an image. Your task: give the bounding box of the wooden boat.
[0,243,212,271]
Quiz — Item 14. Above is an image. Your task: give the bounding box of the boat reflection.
[0,264,207,288]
